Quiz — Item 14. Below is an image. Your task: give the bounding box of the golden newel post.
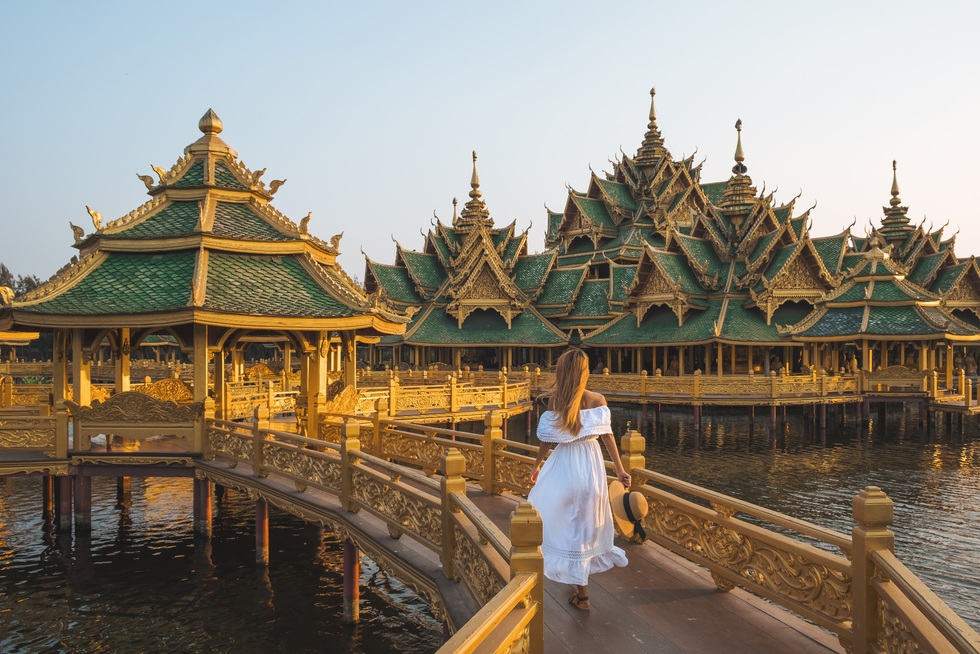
[483,411,502,494]
[851,486,895,654]
[341,418,362,624]
[440,448,467,582]
[510,502,544,654]
[620,428,645,488]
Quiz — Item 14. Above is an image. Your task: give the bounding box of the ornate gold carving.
[453,524,506,606]
[70,456,193,466]
[493,452,533,493]
[261,442,342,491]
[66,392,203,423]
[877,596,922,654]
[135,379,194,403]
[245,363,278,380]
[946,278,980,302]
[866,366,923,381]
[208,430,252,462]
[643,496,852,622]
[350,469,442,547]
[776,257,823,290]
[0,428,55,449]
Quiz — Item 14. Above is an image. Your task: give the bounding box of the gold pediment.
[774,257,823,291]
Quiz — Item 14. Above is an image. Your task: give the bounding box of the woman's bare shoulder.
[581,390,607,409]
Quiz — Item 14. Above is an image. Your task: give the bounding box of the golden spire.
[185,109,236,157]
[199,109,223,135]
[469,151,482,201]
[635,87,669,164]
[889,159,901,207]
[732,119,747,175]
[452,197,458,222]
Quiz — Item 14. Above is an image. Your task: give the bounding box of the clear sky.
[1,0,977,281]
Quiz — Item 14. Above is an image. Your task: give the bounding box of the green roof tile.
[796,306,866,337]
[408,307,565,345]
[719,300,782,342]
[585,301,722,345]
[611,267,637,302]
[546,212,563,244]
[812,235,846,274]
[677,234,723,278]
[106,201,200,239]
[762,246,797,282]
[833,281,871,303]
[932,264,967,294]
[169,161,205,188]
[865,306,938,336]
[370,263,423,303]
[400,250,447,288]
[568,280,609,317]
[749,229,781,265]
[513,254,553,290]
[909,253,949,287]
[19,252,195,315]
[574,197,616,230]
[537,268,587,305]
[205,254,356,317]
[212,202,292,241]
[700,182,727,206]
[430,234,452,263]
[502,236,523,262]
[652,251,702,293]
[841,254,865,276]
[214,162,249,190]
[596,179,637,211]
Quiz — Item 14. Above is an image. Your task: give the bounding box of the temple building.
[363,90,980,384]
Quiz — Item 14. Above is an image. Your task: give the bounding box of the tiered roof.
[365,90,980,349]
[0,111,409,339]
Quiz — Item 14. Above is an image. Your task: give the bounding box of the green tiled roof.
[652,251,701,293]
[214,162,249,190]
[400,250,447,288]
[700,182,727,206]
[407,307,566,345]
[502,236,523,262]
[568,280,609,317]
[546,212,563,244]
[492,230,510,248]
[513,254,553,290]
[556,253,594,266]
[430,234,452,264]
[749,229,781,265]
[852,237,867,251]
[719,300,782,342]
[205,254,356,317]
[106,201,200,239]
[646,233,667,247]
[762,246,797,282]
[812,235,846,274]
[597,179,637,211]
[909,253,947,287]
[833,281,870,303]
[441,227,461,247]
[370,263,423,303]
[841,254,865,276]
[19,252,195,315]
[212,202,292,241]
[574,197,616,230]
[771,302,814,327]
[677,234,723,278]
[870,280,930,302]
[917,306,974,335]
[865,306,939,336]
[774,207,792,224]
[611,267,637,302]
[170,161,205,188]
[796,306,866,337]
[537,268,586,305]
[931,264,967,294]
[585,301,723,345]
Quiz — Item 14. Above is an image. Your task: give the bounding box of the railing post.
[440,448,466,581]
[821,372,827,397]
[252,405,269,477]
[510,503,544,654]
[693,369,701,398]
[850,486,895,654]
[483,411,502,494]
[450,374,459,413]
[55,399,69,460]
[341,419,361,512]
[202,398,215,457]
[620,429,645,486]
[770,370,777,398]
[930,370,938,398]
[958,369,966,397]
[641,369,647,396]
[967,378,973,409]
[389,375,399,417]
[500,372,508,408]
[266,380,275,413]
[373,398,388,458]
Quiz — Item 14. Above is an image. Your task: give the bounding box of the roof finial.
[199,109,223,135]
[649,87,657,123]
[452,197,458,223]
[469,151,482,200]
[890,159,901,207]
[635,87,669,163]
[732,119,747,175]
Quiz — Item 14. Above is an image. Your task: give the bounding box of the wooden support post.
[770,405,777,425]
[862,399,871,424]
[193,477,212,538]
[641,403,648,424]
[42,476,54,521]
[115,327,131,394]
[441,448,467,581]
[343,538,360,624]
[57,476,72,532]
[341,419,361,512]
[819,403,827,428]
[716,342,723,378]
[749,405,754,427]
[116,476,131,503]
[510,503,544,654]
[483,412,502,494]
[693,405,701,431]
[73,474,91,534]
[851,487,895,654]
[255,498,269,566]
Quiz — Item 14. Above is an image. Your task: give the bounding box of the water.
[0,476,441,653]
[547,403,979,631]
[2,405,978,651]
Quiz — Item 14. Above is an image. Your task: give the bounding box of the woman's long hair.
[549,348,590,436]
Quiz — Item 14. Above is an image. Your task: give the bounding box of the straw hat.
[609,480,649,542]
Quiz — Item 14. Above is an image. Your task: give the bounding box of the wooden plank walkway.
[470,489,844,654]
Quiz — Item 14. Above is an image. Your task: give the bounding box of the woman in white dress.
[528,348,630,610]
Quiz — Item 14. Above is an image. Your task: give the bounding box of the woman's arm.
[530,441,553,484]
[600,432,631,487]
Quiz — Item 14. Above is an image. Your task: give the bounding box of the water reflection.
[511,401,980,630]
[0,477,441,653]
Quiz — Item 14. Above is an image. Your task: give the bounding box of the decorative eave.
[298,253,410,324]
[10,251,108,307]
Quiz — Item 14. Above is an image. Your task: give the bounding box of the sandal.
[568,593,591,611]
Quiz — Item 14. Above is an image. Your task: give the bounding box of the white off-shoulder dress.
[527,406,628,585]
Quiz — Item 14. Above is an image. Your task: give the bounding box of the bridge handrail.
[451,491,511,563]
[871,550,980,654]
[436,572,539,654]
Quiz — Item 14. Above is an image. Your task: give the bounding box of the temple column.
[192,324,208,451]
[716,342,723,377]
[862,340,870,371]
[748,345,754,373]
[900,343,906,366]
[214,348,226,419]
[679,347,685,375]
[343,334,356,390]
[283,340,292,376]
[731,345,736,373]
[71,328,92,450]
[945,343,953,391]
[305,332,328,438]
[882,343,889,369]
[115,328,131,394]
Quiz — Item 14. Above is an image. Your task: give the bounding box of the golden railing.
[307,408,978,654]
[352,377,530,418]
[223,380,297,420]
[204,410,544,654]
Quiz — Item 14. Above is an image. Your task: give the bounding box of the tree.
[0,263,42,297]
[0,263,13,289]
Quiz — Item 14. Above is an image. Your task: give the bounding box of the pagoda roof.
[401,304,567,346]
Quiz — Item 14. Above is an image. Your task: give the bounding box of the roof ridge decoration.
[98,196,169,234]
[12,251,109,307]
[457,151,491,226]
[635,88,670,164]
[299,253,410,322]
[719,119,758,228]
[879,160,915,245]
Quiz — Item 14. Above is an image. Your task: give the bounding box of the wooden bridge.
[1,394,978,654]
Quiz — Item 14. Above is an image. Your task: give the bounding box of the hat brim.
[608,480,636,539]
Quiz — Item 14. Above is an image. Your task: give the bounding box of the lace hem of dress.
[541,544,628,586]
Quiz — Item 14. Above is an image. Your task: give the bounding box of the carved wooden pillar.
[52,329,68,408]
[192,323,208,451]
[716,342,723,377]
[851,487,895,654]
[73,474,91,534]
[255,498,269,566]
[114,328,131,393]
[193,477,212,538]
[343,334,356,390]
[343,539,360,623]
[213,348,226,419]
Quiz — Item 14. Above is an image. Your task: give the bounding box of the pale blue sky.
[1,1,977,280]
